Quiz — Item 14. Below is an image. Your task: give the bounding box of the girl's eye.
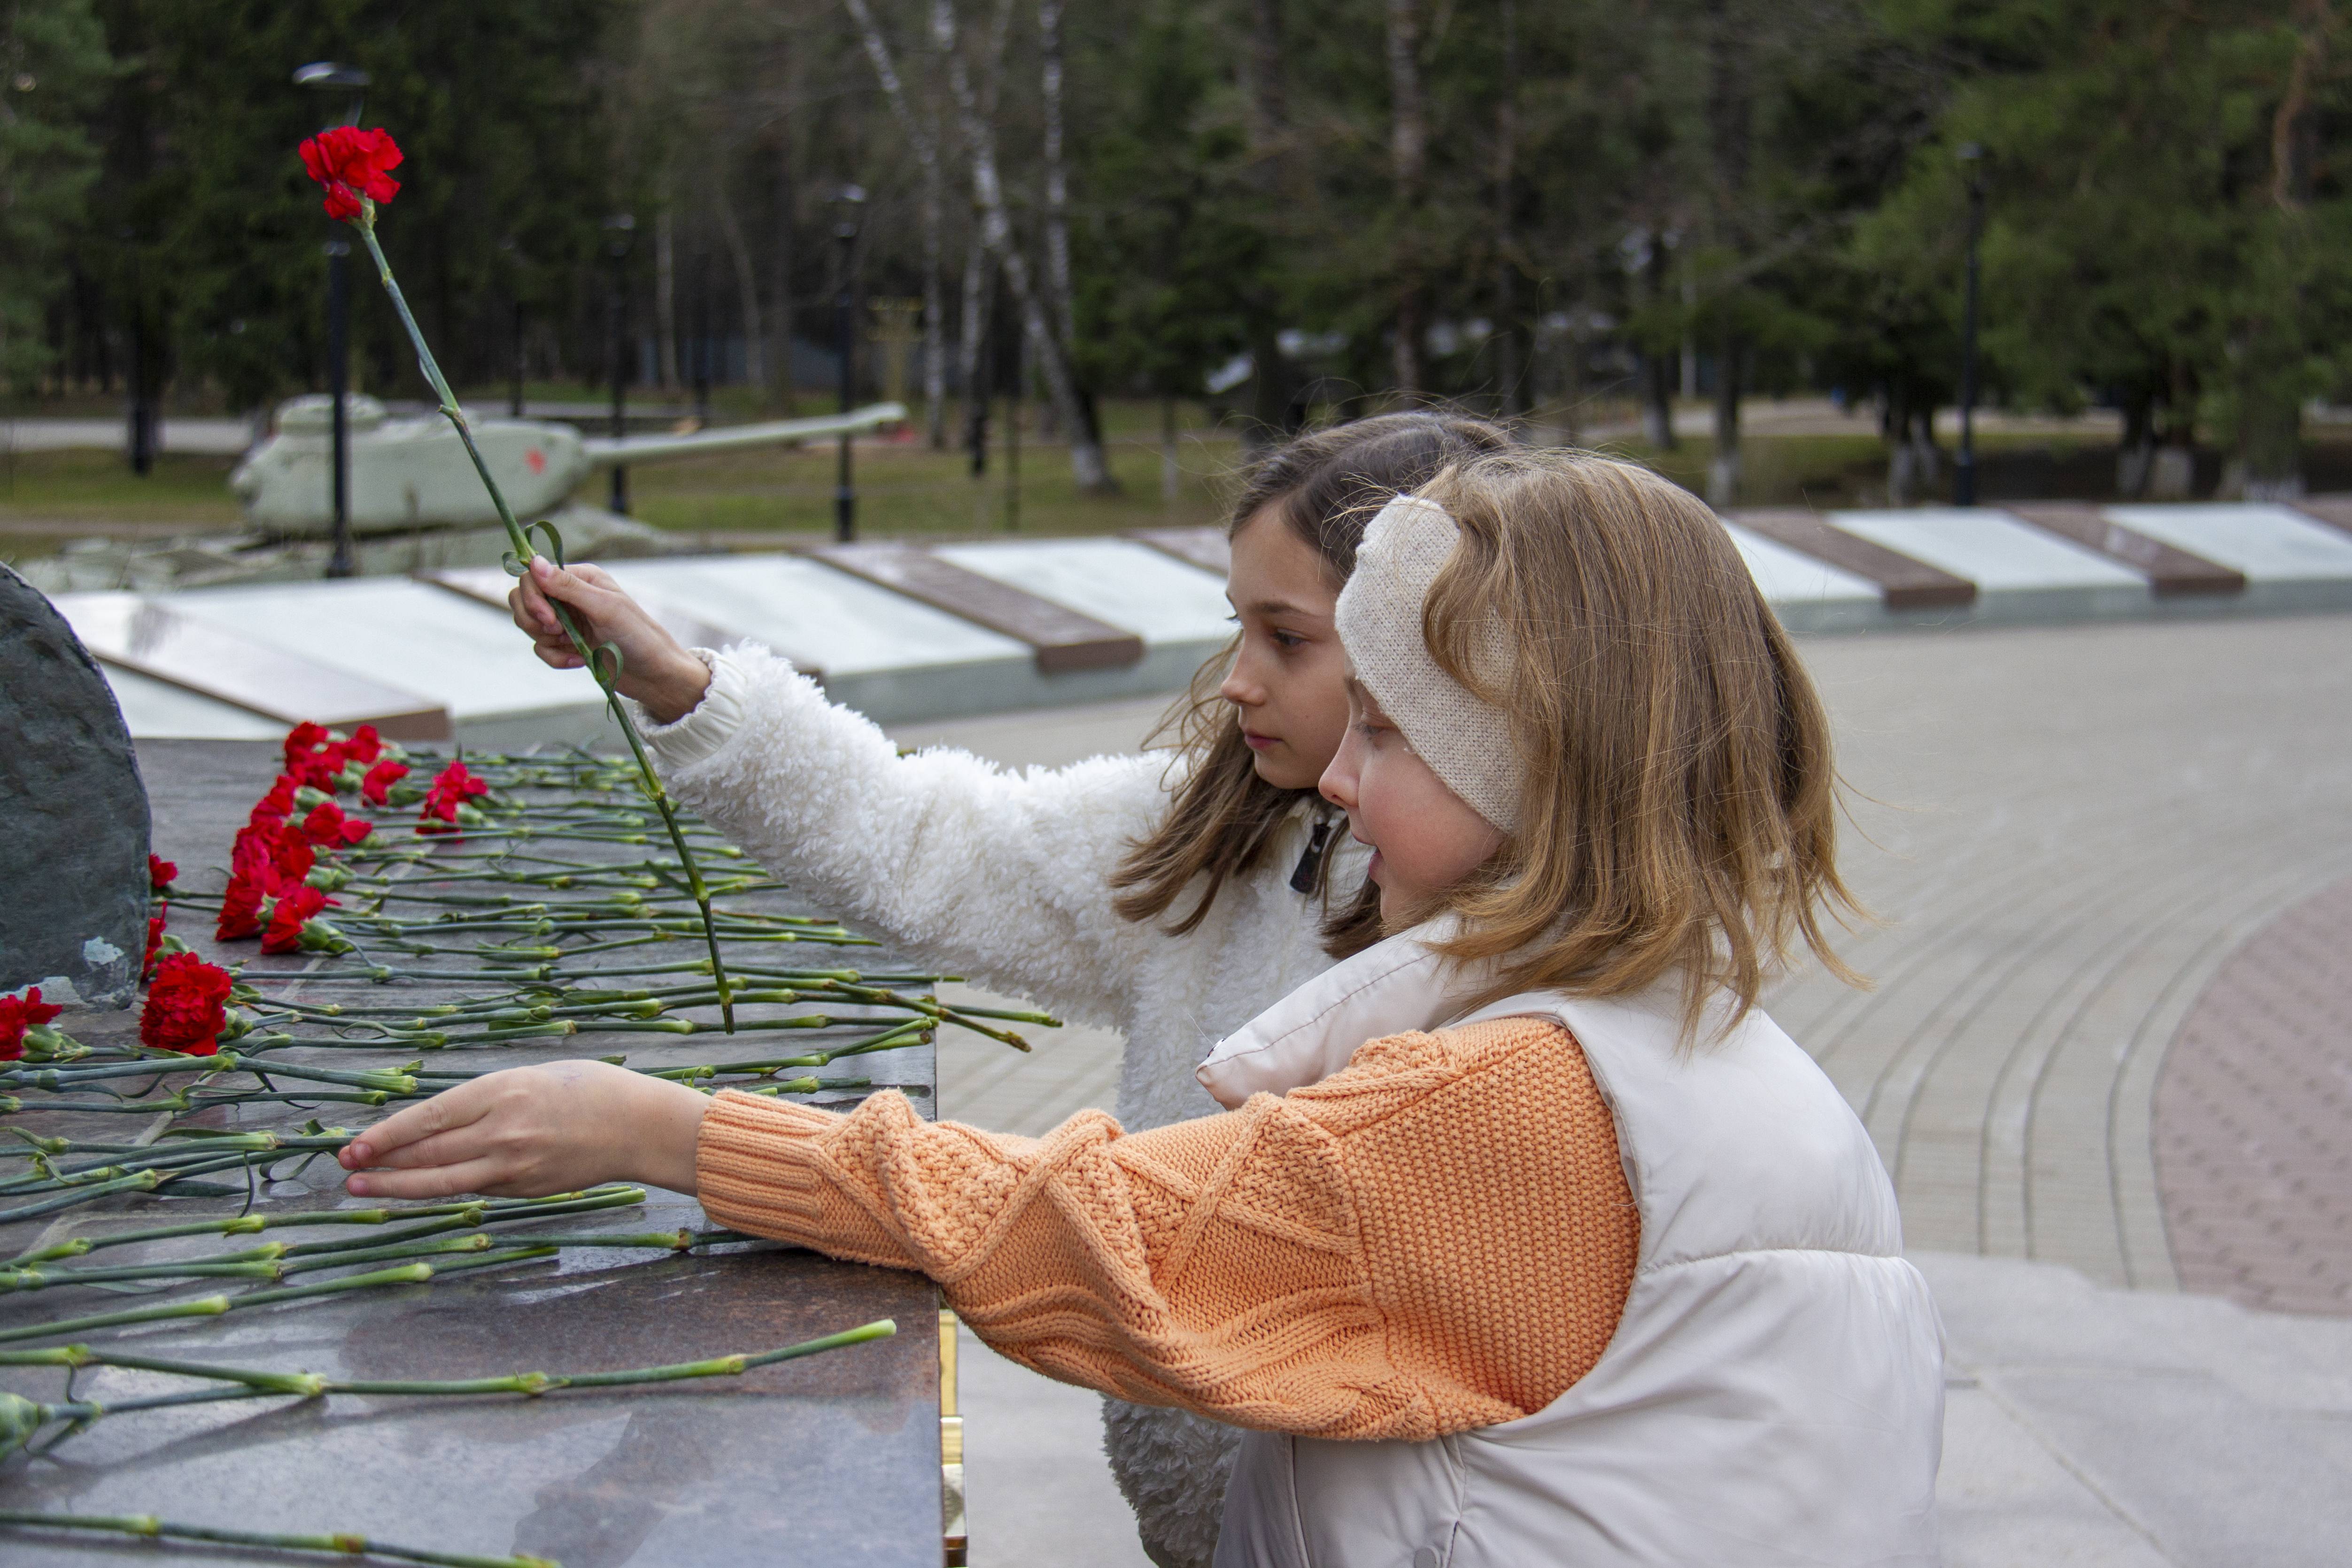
[1270,630,1305,651]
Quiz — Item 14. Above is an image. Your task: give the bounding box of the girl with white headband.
[352,447,1944,1566]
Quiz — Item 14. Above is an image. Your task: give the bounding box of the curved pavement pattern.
[2154,872,2352,1314]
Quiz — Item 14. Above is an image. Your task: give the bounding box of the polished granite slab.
[0,740,944,1568]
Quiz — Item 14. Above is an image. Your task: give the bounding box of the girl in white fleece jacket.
[503,412,1516,1568]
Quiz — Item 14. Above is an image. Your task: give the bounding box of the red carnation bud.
[361,757,410,807]
[299,127,402,223]
[148,853,178,891]
[250,774,300,825]
[0,987,65,1063]
[143,913,167,981]
[140,953,233,1056]
[301,800,374,849]
[232,819,315,889]
[418,759,492,834]
[345,724,385,765]
[282,722,330,767]
[262,885,333,954]
[217,874,266,941]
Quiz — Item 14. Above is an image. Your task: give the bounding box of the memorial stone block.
[0,564,151,1005]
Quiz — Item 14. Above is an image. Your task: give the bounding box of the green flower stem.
[2,1189,635,1270]
[0,1509,557,1568]
[7,1056,409,1094]
[2,1259,284,1291]
[0,1169,166,1226]
[276,1231,498,1275]
[2,1316,892,1409]
[0,1248,563,1344]
[0,1289,235,1342]
[352,219,734,1035]
[4,1134,348,1192]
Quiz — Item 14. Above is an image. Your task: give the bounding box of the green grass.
[0,448,244,526]
[608,428,1244,542]
[1587,433,1887,510]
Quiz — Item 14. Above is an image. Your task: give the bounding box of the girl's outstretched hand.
[338,1061,709,1200]
[507,556,712,723]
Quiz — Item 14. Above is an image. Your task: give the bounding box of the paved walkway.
[2155,871,2352,1314]
[884,613,2352,1567]
[1772,614,2352,1291]
[0,417,255,455]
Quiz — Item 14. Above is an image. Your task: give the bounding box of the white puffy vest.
[1196,924,1945,1568]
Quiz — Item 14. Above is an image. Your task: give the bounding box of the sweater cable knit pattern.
[697,1015,1638,1440]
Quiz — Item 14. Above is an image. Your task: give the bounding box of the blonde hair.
[1111,411,1516,947]
[1408,448,1864,1035]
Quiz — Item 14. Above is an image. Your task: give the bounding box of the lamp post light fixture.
[294,61,370,577]
[1955,142,1986,508]
[604,214,637,516]
[832,184,867,542]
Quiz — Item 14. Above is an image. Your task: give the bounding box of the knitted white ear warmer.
[1334,494,1523,834]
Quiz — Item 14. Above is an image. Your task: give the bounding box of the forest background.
[3,0,2349,521]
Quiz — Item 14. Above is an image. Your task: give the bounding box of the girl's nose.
[1318,758,1356,811]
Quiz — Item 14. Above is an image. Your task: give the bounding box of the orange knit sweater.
[696,1016,1638,1440]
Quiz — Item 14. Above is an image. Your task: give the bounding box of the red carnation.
[299,127,402,223]
[345,725,385,765]
[217,875,266,941]
[250,774,300,825]
[418,759,490,834]
[282,721,330,767]
[0,987,64,1063]
[262,885,340,955]
[301,800,373,848]
[140,953,232,1056]
[361,757,410,807]
[233,819,314,888]
[143,913,167,980]
[148,853,178,891]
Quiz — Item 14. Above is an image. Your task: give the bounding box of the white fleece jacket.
[631,644,1368,1568]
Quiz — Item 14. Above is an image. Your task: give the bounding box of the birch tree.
[937,0,1118,492]
[841,0,949,447]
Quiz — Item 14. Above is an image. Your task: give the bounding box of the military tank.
[21,395,906,595]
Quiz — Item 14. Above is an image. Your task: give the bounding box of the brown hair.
[1110,411,1517,945]
[1408,448,1863,1034]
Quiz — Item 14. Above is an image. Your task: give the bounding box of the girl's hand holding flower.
[508,558,712,724]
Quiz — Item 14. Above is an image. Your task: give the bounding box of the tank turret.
[229,396,906,537]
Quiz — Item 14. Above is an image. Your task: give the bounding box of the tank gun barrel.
[579,402,906,467]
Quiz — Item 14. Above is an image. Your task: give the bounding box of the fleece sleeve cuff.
[630,648,748,774]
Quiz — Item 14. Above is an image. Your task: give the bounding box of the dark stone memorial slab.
[0,564,149,1007]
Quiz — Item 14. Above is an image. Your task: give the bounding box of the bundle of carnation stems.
[0,128,1048,1568]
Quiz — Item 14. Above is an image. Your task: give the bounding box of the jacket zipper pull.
[1288,817,1335,895]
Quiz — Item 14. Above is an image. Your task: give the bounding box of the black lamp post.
[501,235,525,417]
[831,184,867,542]
[294,61,369,577]
[604,214,636,515]
[692,249,713,428]
[123,231,154,479]
[1955,142,1986,508]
